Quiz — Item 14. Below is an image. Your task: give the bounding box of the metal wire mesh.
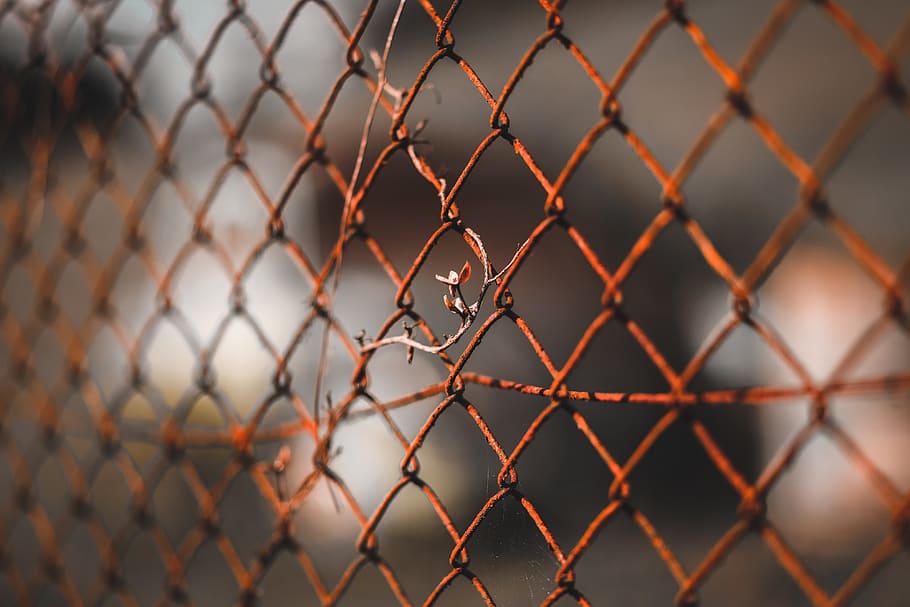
[1,0,909,605]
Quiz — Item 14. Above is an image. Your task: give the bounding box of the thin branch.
[313,0,408,422]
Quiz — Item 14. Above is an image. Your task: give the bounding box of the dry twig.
[361,228,527,361]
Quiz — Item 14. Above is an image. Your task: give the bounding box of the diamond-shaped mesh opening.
[2,1,910,605]
[618,23,727,171]
[463,493,560,605]
[681,116,802,274]
[766,431,894,595]
[823,103,910,269]
[570,507,682,605]
[748,3,880,161]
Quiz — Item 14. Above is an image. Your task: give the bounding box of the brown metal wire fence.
[1,0,909,605]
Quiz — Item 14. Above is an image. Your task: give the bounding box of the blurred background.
[1,0,909,605]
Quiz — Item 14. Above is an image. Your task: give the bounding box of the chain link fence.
[1,0,909,605]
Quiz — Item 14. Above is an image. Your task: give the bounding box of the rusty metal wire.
[1,0,909,605]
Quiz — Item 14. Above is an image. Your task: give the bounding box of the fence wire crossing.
[1,0,910,606]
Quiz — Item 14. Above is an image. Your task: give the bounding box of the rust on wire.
[1,0,909,606]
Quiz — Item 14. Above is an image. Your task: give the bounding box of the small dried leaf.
[443,294,458,313]
[435,272,458,286]
[406,345,414,364]
[459,261,472,284]
[453,297,467,316]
